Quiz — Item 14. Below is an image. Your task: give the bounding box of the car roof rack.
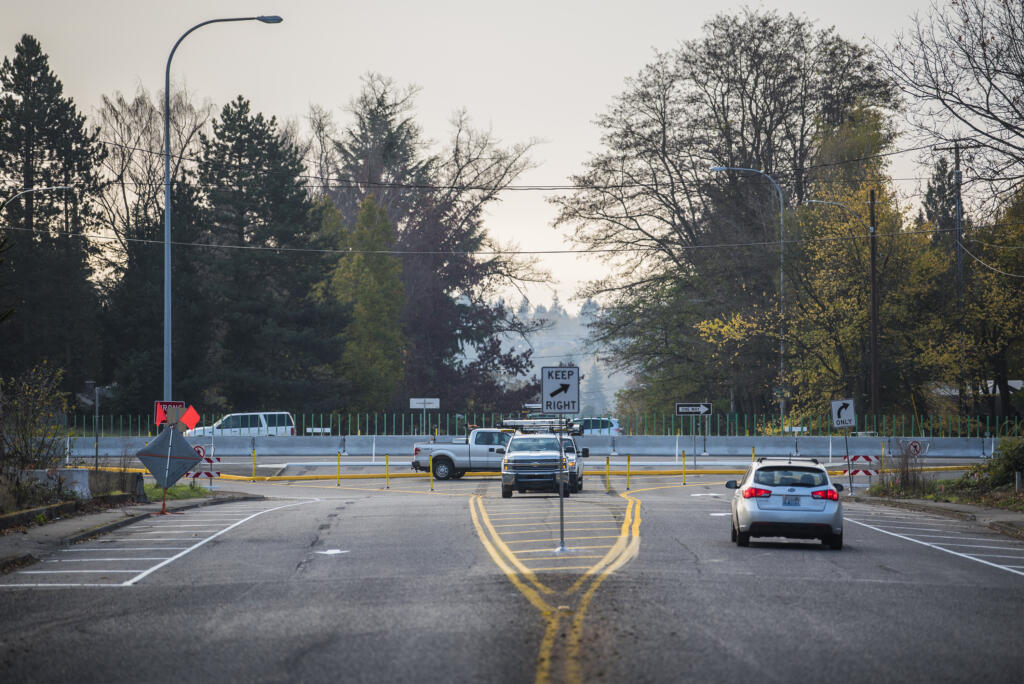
[756,457,820,465]
[499,417,582,436]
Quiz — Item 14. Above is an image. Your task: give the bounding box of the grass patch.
[144,482,213,501]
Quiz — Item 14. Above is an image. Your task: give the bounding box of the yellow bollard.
[429,453,434,492]
[881,441,885,476]
[336,450,341,487]
[626,454,631,490]
[386,453,390,489]
[605,455,610,493]
[752,446,756,463]
[682,449,686,485]
[251,445,256,481]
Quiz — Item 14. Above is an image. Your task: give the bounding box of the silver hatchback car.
[726,458,844,549]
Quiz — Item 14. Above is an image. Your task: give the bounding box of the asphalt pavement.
[1,475,1022,683]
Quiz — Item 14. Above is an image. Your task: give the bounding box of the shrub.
[0,362,71,507]
[988,437,1024,488]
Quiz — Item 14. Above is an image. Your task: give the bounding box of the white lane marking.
[902,534,1011,542]
[314,549,350,556]
[62,547,189,551]
[846,519,1024,577]
[20,570,141,574]
[971,553,1024,559]
[933,543,1020,550]
[691,493,721,497]
[46,558,170,562]
[122,499,316,586]
[709,513,731,516]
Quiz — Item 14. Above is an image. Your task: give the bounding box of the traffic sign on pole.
[541,366,579,414]
[831,398,856,429]
[675,402,713,416]
[154,400,185,425]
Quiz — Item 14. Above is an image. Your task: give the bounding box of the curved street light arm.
[0,185,74,214]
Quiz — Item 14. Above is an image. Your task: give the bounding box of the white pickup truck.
[410,428,512,480]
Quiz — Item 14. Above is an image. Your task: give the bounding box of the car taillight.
[290,427,294,436]
[742,487,772,499]
[414,447,420,457]
[812,488,839,501]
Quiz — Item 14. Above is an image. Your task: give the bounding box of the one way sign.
[831,398,856,428]
[542,366,579,414]
[675,402,713,416]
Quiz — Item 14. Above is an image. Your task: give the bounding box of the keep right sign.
[831,398,856,429]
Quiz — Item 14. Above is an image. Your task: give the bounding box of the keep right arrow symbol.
[550,383,570,397]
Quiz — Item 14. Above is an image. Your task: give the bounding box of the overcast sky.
[3,0,933,311]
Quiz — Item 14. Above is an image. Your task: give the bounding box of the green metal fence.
[62,412,1023,439]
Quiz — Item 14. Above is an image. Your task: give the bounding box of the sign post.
[676,403,713,461]
[541,367,579,556]
[410,398,440,437]
[831,399,856,495]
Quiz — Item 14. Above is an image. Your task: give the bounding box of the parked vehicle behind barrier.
[185,411,295,437]
[410,428,512,480]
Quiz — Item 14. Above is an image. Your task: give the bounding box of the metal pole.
[93,384,99,470]
[556,435,566,552]
[870,189,880,417]
[163,15,282,402]
[954,141,965,415]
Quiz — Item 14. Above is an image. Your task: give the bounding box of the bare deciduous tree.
[882,0,1024,200]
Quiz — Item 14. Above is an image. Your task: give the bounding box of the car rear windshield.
[754,466,828,487]
[507,437,561,453]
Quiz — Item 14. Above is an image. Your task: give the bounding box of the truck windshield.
[507,437,560,453]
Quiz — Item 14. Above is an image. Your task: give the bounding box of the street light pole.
[163,15,283,402]
[804,197,880,416]
[0,185,74,214]
[711,166,786,424]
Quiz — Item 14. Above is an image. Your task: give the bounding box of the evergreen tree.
[321,75,542,410]
[194,96,332,411]
[0,35,105,392]
[320,195,405,410]
[922,157,958,252]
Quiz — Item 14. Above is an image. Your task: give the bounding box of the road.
[1,474,1021,683]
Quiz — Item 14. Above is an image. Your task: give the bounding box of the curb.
[61,494,266,546]
[988,520,1024,541]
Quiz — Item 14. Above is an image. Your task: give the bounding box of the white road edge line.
[121,498,317,587]
[846,519,1024,577]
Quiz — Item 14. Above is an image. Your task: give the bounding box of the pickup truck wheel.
[501,485,513,498]
[432,458,454,480]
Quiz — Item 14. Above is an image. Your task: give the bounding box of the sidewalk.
[853,494,1024,540]
[0,491,264,574]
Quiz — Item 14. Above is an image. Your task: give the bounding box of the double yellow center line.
[469,494,642,684]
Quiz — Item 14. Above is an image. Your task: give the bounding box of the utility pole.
[953,141,965,415]
[869,189,879,418]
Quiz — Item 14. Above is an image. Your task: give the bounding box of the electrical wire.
[958,241,1024,279]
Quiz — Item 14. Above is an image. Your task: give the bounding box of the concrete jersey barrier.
[72,434,998,461]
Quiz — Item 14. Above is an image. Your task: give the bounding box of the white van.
[185,411,295,437]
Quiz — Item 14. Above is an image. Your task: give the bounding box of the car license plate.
[783,495,800,506]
